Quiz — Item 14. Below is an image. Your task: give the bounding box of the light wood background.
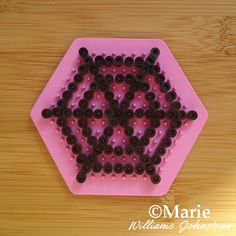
[0,0,236,236]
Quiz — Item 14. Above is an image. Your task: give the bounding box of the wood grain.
[0,1,236,235]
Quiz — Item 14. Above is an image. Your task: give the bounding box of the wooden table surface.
[0,1,236,235]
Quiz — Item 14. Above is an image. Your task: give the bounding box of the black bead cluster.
[41,47,198,185]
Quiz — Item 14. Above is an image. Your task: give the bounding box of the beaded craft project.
[31,38,208,196]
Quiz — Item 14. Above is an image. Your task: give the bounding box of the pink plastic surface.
[31,38,208,196]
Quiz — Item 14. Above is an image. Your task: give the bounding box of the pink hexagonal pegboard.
[31,38,208,196]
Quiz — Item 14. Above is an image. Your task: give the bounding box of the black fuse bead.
[134,146,144,155]
[79,47,88,58]
[140,154,151,164]
[89,64,98,75]
[104,108,113,118]
[72,144,82,154]
[114,146,124,156]
[98,135,108,146]
[120,99,130,109]
[99,83,109,92]
[123,117,133,128]
[150,100,160,110]
[104,144,113,155]
[79,99,88,109]
[134,57,144,67]
[171,101,181,111]
[103,126,113,137]
[103,162,113,174]
[177,110,186,120]
[145,109,154,118]
[56,117,66,127]
[156,146,166,156]
[151,174,161,184]
[105,56,114,67]
[124,126,134,136]
[52,107,63,117]
[89,81,99,91]
[150,65,161,75]
[57,99,67,108]
[95,73,105,84]
[105,91,114,101]
[135,74,144,83]
[92,161,103,173]
[145,55,155,66]
[119,119,128,127]
[74,73,84,84]
[115,108,123,117]
[93,144,104,155]
[125,74,134,84]
[66,135,77,145]
[62,90,72,101]
[78,64,88,75]
[105,74,113,84]
[166,127,177,138]
[157,110,166,119]
[125,91,135,101]
[166,110,176,119]
[151,119,160,128]
[81,161,92,173]
[95,55,105,66]
[155,74,165,84]
[130,83,139,92]
[114,55,123,67]
[109,118,118,127]
[73,108,82,118]
[114,163,124,174]
[93,109,103,119]
[140,82,150,92]
[140,136,150,146]
[150,47,160,57]
[84,56,93,66]
[62,108,72,118]
[140,64,149,75]
[145,164,156,175]
[135,108,145,118]
[145,127,156,138]
[76,171,87,183]
[76,153,87,164]
[129,136,139,146]
[114,109,123,117]
[145,92,156,101]
[187,110,198,120]
[151,154,161,165]
[162,137,172,147]
[87,136,97,145]
[110,99,119,109]
[124,145,134,155]
[78,118,88,128]
[171,119,182,129]
[166,91,177,102]
[41,109,52,118]
[125,109,134,119]
[124,163,134,175]
[82,127,92,137]
[119,118,129,127]
[160,82,171,93]
[61,126,71,136]
[135,163,145,175]
[124,57,134,67]
[87,153,96,163]
[68,82,77,92]
[115,73,124,83]
[83,108,93,118]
